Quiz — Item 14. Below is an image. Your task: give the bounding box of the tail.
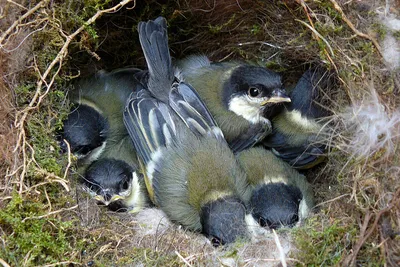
[138,17,174,102]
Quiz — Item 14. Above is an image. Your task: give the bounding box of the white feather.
[340,89,400,159]
[146,149,163,186]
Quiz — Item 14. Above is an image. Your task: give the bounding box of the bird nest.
[1,0,399,266]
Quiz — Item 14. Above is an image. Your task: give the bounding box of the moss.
[208,14,237,34]
[24,87,70,177]
[371,23,388,39]
[128,248,180,266]
[0,192,85,266]
[265,60,287,72]
[293,216,357,266]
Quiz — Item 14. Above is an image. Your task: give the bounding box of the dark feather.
[230,123,271,154]
[124,90,176,166]
[138,17,173,102]
[169,83,224,141]
[290,68,327,118]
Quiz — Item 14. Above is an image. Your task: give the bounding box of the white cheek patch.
[245,214,268,237]
[124,172,145,213]
[78,140,107,163]
[286,110,320,131]
[228,95,268,124]
[298,198,311,221]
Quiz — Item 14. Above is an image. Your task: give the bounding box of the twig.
[342,188,400,266]
[0,0,49,47]
[6,0,28,10]
[93,243,113,258]
[0,258,11,267]
[63,139,72,180]
[22,205,78,222]
[1,21,48,53]
[272,229,287,267]
[41,261,82,267]
[175,251,193,267]
[314,194,351,208]
[329,0,382,56]
[295,19,335,57]
[12,0,135,194]
[298,0,338,72]
[238,41,283,49]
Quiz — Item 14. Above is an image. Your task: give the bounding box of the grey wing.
[169,82,226,142]
[229,122,272,154]
[138,17,173,102]
[123,90,176,166]
[272,144,326,169]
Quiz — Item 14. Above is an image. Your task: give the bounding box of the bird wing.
[138,16,173,102]
[272,144,326,169]
[123,89,176,166]
[169,82,225,142]
[229,122,272,154]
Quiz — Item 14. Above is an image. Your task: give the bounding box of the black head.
[250,182,302,229]
[289,68,329,118]
[60,104,108,157]
[223,65,291,122]
[200,196,248,247]
[82,158,133,206]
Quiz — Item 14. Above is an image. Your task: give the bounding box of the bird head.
[200,196,249,247]
[60,104,108,159]
[82,158,135,211]
[250,182,302,229]
[224,65,291,123]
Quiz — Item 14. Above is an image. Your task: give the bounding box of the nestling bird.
[237,147,314,229]
[262,68,329,169]
[124,17,252,246]
[177,55,291,153]
[61,68,149,212]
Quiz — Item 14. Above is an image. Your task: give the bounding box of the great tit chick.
[61,68,150,212]
[61,104,108,160]
[237,147,314,229]
[61,68,143,164]
[178,55,291,153]
[263,69,329,169]
[81,133,150,212]
[83,157,148,213]
[124,17,251,246]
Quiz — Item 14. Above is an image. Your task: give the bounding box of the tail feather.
[138,17,173,102]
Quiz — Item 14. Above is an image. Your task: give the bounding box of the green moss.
[371,23,388,39]
[0,192,85,266]
[265,60,287,72]
[208,14,237,34]
[251,24,262,35]
[128,248,180,266]
[293,216,357,266]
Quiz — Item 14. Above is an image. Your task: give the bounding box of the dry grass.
[1,0,399,266]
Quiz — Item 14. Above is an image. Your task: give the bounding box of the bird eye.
[121,180,129,191]
[248,87,261,97]
[211,236,222,247]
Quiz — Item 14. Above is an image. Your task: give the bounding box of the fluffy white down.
[376,9,400,69]
[134,208,172,236]
[340,89,400,159]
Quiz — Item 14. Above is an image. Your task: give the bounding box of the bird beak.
[261,89,291,105]
[111,195,124,201]
[94,193,123,206]
[94,195,110,206]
